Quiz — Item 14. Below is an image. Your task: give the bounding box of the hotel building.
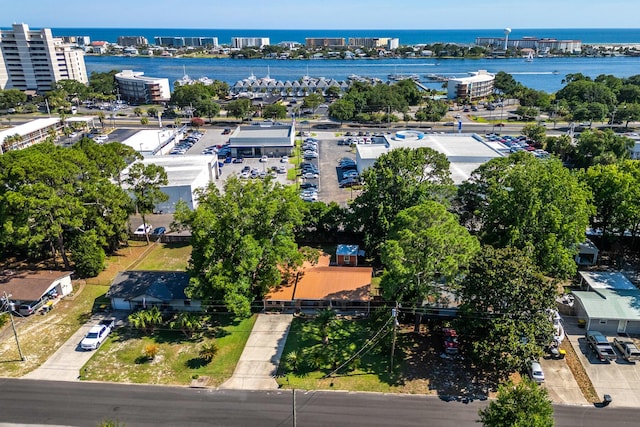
[115,70,170,105]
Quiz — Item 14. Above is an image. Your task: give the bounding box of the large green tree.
[380,201,480,304]
[458,246,556,379]
[350,147,455,262]
[457,152,592,278]
[225,99,252,120]
[478,379,554,427]
[574,128,633,169]
[174,177,309,317]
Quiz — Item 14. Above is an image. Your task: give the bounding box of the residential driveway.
[565,318,640,407]
[220,313,293,390]
[538,355,588,405]
[22,313,125,382]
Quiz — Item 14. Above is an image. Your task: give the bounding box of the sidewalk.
[220,313,293,390]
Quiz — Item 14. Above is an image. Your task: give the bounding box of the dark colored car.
[300,182,318,190]
[151,227,166,236]
[339,177,361,188]
[222,128,231,135]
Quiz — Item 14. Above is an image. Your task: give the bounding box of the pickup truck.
[586,330,617,362]
[81,318,115,351]
[613,337,640,362]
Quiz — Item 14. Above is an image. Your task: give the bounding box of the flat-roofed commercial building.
[305,38,346,48]
[0,118,62,152]
[120,155,218,213]
[228,122,295,158]
[231,37,270,49]
[355,131,504,185]
[447,70,495,100]
[0,23,87,92]
[115,70,170,104]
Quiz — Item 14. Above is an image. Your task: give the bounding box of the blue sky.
[4,0,639,29]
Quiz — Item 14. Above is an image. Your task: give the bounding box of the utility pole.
[389,303,398,373]
[3,292,25,361]
[292,388,297,427]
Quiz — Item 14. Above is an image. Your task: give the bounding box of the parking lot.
[565,320,640,407]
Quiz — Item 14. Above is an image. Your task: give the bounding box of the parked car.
[151,227,166,236]
[277,165,287,174]
[280,156,289,163]
[443,328,459,355]
[17,300,46,316]
[303,172,319,179]
[300,182,318,190]
[222,128,231,135]
[233,157,244,163]
[613,337,640,362]
[134,224,152,235]
[81,318,115,351]
[528,360,545,384]
[586,330,617,362]
[342,170,359,180]
[260,155,268,162]
[339,177,360,188]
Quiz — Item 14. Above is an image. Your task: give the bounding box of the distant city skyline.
[4,0,640,30]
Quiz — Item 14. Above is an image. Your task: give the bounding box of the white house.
[0,270,73,305]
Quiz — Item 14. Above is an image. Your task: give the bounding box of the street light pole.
[389,303,398,373]
[3,292,25,361]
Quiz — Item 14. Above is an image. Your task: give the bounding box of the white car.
[280,156,289,163]
[277,165,287,174]
[259,155,268,162]
[133,223,152,235]
[303,172,319,179]
[528,360,545,384]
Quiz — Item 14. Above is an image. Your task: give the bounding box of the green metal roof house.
[573,271,640,335]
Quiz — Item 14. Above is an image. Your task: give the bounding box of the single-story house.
[264,255,372,313]
[573,271,640,334]
[0,270,73,305]
[107,271,201,312]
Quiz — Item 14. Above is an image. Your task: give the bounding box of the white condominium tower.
[0,23,88,93]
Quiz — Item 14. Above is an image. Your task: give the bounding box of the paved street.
[0,378,639,426]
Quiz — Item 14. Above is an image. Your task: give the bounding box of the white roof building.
[355,132,504,185]
[0,118,61,151]
[447,70,495,100]
[120,129,181,157]
[120,155,218,213]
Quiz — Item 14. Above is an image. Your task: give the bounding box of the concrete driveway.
[22,313,125,382]
[538,355,588,405]
[221,313,292,390]
[565,319,640,407]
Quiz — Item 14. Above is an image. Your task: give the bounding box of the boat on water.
[388,73,420,82]
[526,51,534,62]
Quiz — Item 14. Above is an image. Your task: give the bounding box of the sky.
[3,0,640,29]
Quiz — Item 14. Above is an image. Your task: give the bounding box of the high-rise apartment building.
[231,37,270,49]
[0,23,88,92]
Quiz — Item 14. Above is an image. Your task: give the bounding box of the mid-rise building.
[154,36,218,48]
[117,36,149,47]
[114,70,170,105]
[0,23,88,92]
[231,37,270,49]
[475,36,582,54]
[305,38,345,48]
[348,37,399,50]
[447,70,495,100]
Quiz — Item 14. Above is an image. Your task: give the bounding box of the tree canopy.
[174,177,310,317]
[350,147,455,262]
[478,379,554,427]
[574,128,633,169]
[458,246,556,379]
[457,152,592,278]
[380,201,479,303]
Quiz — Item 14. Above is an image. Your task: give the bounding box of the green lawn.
[81,314,256,386]
[0,284,109,377]
[276,315,407,393]
[132,242,192,271]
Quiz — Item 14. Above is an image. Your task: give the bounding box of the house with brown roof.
[0,270,73,304]
[263,255,372,313]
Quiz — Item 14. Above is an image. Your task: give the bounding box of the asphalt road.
[1,378,639,427]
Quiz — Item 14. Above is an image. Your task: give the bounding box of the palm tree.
[128,306,163,334]
[133,107,143,117]
[170,312,204,338]
[97,111,105,128]
[316,308,336,346]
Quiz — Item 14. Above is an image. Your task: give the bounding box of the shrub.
[199,341,219,363]
[143,343,159,360]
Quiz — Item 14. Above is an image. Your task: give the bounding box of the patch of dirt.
[560,338,599,403]
[399,325,494,400]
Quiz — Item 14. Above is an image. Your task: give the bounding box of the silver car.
[528,360,545,384]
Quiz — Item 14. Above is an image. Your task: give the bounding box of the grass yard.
[81,314,256,386]
[131,242,192,271]
[276,315,405,393]
[0,284,109,377]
